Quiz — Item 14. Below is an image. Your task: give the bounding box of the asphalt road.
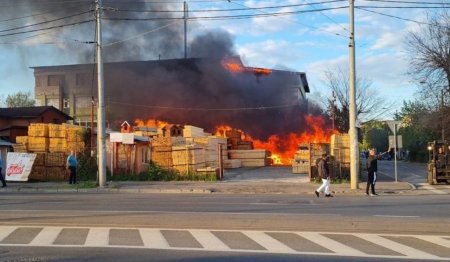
[0,160,449,261]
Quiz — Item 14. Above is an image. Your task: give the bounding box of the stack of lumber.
[330,133,350,163]
[13,136,28,152]
[29,153,46,181]
[14,123,86,182]
[172,145,206,173]
[28,124,49,152]
[224,129,254,150]
[228,149,271,167]
[192,136,228,168]
[292,144,310,174]
[183,125,205,138]
[64,124,85,152]
[223,159,241,169]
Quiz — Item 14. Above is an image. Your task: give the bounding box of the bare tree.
[405,8,450,140]
[322,66,393,133]
[405,9,450,95]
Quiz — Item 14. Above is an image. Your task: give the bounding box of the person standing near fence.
[315,153,333,197]
[66,150,78,184]
[366,148,378,196]
[0,157,6,187]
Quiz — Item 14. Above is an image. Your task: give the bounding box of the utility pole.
[348,0,359,189]
[184,1,188,59]
[442,89,445,141]
[96,0,106,187]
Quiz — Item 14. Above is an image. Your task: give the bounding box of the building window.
[63,98,70,109]
[48,75,64,86]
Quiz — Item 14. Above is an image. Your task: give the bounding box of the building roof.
[31,57,310,93]
[0,106,72,120]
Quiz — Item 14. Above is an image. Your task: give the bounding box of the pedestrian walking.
[366,148,378,196]
[66,150,78,184]
[315,153,333,197]
[0,157,6,187]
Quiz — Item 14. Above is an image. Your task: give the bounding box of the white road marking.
[0,226,16,242]
[373,215,420,218]
[29,227,62,246]
[297,232,366,256]
[189,230,230,251]
[0,226,449,260]
[139,229,170,249]
[84,228,109,246]
[243,231,295,253]
[419,184,447,194]
[359,234,441,260]
[415,235,450,249]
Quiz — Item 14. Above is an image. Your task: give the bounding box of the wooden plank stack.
[330,133,350,163]
[14,123,86,182]
[228,149,271,167]
[292,144,310,174]
[172,145,206,173]
[183,125,205,138]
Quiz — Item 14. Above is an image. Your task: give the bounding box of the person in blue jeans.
[66,150,78,184]
[0,157,6,187]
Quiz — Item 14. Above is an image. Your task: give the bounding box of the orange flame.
[134,118,169,128]
[222,58,272,76]
[216,115,333,165]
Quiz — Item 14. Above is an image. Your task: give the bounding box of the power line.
[360,0,450,5]
[0,10,93,33]
[0,20,93,37]
[104,6,349,21]
[108,101,300,111]
[356,7,449,27]
[0,4,91,24]
[356,5,450,9]
[112,0,347,13]
[0,0,92,8]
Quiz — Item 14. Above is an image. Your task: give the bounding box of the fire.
[134,118,168,128]
[216,115,333,165]
[222,57,272,76]
[136,114,333,166]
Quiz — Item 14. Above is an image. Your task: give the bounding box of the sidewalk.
[0,166,415,195]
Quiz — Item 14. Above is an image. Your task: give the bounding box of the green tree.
[6,91,35,108]
[397,100,438,162]
[360,120,389,153]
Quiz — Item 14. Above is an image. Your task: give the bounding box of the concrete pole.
[96,0,106,187]
[184,1,188,59]
[349,0,359,189]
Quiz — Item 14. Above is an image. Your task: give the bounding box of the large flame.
[135,118,169,128]
[222,58,272,75]
[135,115,333,166]
[215,115,333,165]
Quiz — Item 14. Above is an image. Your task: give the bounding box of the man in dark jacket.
[366,149,378,196]
[315,153,332,197]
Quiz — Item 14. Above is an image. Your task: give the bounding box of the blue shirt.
[67,155,77,167]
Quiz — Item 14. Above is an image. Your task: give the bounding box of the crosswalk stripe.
[415,235,450,249]
[29,227,62,246]
[243,231,296,253]
[0,226,16,242]
[139,229,170,249]
[359,234,441,259]
[297,232,366,256]
[189,230,230,251]
[84,228,109,246]
[422,184,447,195]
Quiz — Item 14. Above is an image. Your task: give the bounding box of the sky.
[0,0,444,120]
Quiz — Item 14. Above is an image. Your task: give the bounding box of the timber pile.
[330,133,350,163]
[16,123,86,181]
[292,144,309,174]
[228,149,271,167]
[172,145,206,173]
[225,130,253,150]
[183,125,205,138]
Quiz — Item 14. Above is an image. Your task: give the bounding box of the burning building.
[32,56,310,140]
